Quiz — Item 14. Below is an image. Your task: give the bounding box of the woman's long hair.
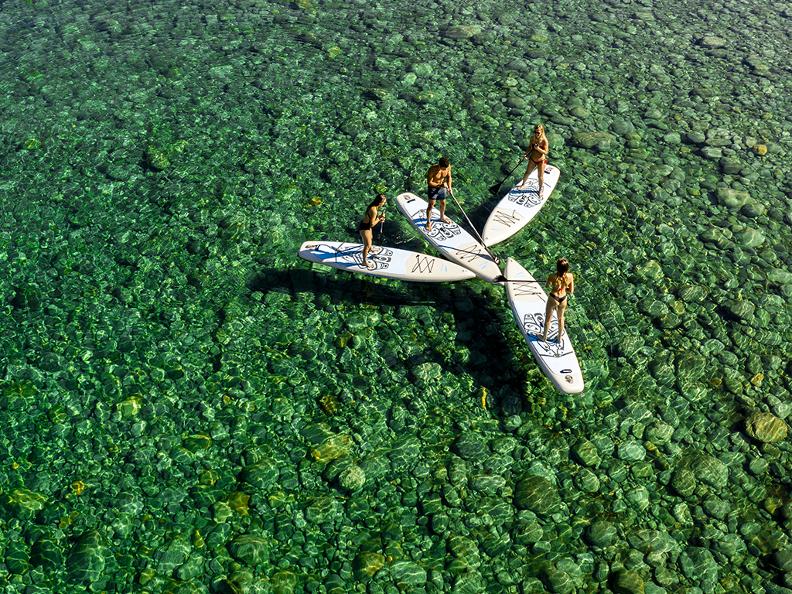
[556,258,569,276]
[368,193,387,209]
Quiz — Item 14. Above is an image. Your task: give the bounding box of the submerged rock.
[514,475,560,514]
[570,131,616,151]
[745,412,788,443]
[67,531,107,585]
[228,534,269,566]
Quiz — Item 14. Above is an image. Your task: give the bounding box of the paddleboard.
[503,257,584,394]
[298,241,476,282]
[396,192,502,283]
[482,164,561,247]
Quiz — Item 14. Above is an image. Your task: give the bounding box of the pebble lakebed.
[0,0,790,593]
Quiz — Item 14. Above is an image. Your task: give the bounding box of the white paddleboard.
[482,165,561,247]
[503,257,584,394]
[298,241,476,282]
[396,192,502,283]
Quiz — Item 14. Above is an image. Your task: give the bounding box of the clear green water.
[1,0,791,592]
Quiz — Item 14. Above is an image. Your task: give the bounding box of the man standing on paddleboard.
[425,156,453,231]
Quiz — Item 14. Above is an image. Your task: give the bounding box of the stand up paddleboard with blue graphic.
[482,165,561,247]
[503,257,584,394]
[299,241,476,282]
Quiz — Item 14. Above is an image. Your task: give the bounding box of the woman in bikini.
[542,257,574,343]
[519,124,549,198]
[358,193,387,267]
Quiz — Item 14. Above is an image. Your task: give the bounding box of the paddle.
[448,188,501,266]
[488,154,526,195]
[376,207,386,242]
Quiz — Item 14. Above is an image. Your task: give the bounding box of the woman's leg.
[542,298,556,341]
[520,161,537,187]
[360,230,372,266]
[557,299,568,342]
[537,161,546,198]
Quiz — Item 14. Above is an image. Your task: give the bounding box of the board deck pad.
[503,257,584,394]
[396,192,502,283]
[298,241,476,282]
[482,165,561,247]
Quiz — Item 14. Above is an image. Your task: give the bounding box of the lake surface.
[1,0,791,592]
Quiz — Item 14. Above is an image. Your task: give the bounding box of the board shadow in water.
[249,267,534,416]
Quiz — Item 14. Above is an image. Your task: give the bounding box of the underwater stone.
[271,570,298,593]
[228,534,269,566]
[443,25,482,39]
[514,476,560,515]
[575,468,600,493]
[310,434,352,463]
[697,35,727,48]
[241,460,280,490]
[5,540,30,574]
[155,537,190,575]
[612,570,645,594]
[144,146,170,171]
[4,488,47,516]
[572,439,601,467]
[543,566,575,593]
[390,560,427,588]
[183,433,212,452]
[738,227,765,248]
[67,531,106,585]
[610,119,635,136]
[454,433,488,460]
[669,467,696,498]
[570,131,615,151]
[774,547,792,572]
[724,298,755,320]
[645,422,674,444]
[338,465,366,492]
[353,552,384,578]
[716,187,749,210]
[685,131,706,144]
[625,486,650,511]
[696,455,728,488]
[30,538,64,570]
[617,441,646,462]
[679,547,718,583]
[745,412,788,443]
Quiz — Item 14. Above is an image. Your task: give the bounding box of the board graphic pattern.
[299,241,476,282]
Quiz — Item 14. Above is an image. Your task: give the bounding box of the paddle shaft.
[489,156,526,193]
[447,188,501,265]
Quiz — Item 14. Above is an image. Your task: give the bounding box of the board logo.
[521,313,569,356]
[507,185,544,208]
[410,209,462,240]
[361,247,394,270]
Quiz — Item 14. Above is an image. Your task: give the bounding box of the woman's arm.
[446,166,453,190]
[568,274,574,295]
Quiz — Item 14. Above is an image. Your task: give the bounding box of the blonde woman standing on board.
[519,124,549,197]
[542,257,574,343]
